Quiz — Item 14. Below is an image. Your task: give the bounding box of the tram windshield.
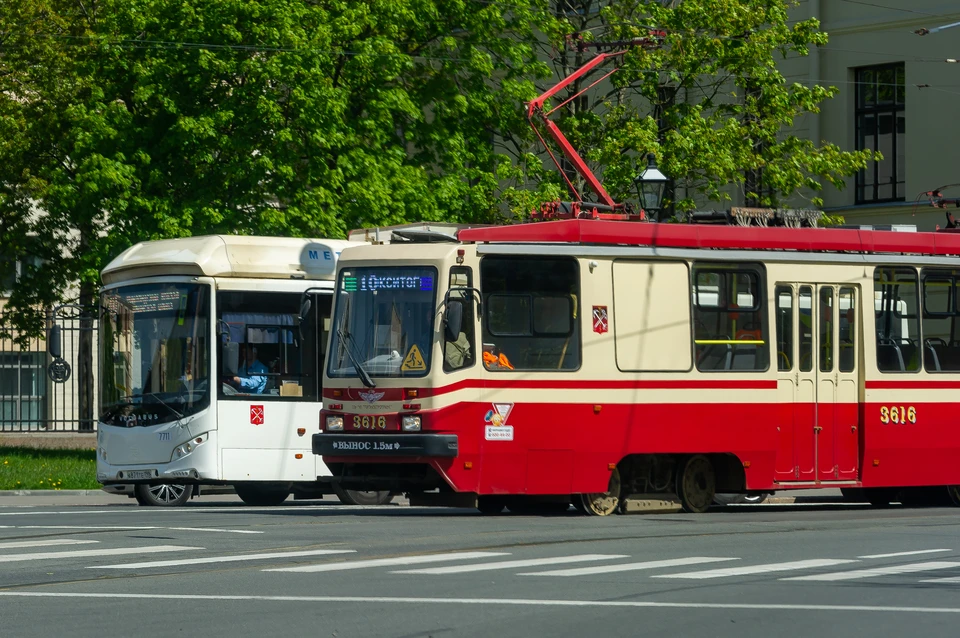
[327,266,438,380]
[99,282,211,425]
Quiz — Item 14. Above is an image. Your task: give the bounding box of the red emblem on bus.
[593,306,608,334]
[250,405,264,425]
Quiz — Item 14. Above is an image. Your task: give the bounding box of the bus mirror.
[222,341,239,376]
[444,300,463,342]
[48,325,62,359]
[299,297,312,322]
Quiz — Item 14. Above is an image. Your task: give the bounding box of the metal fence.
[0,309,98,433]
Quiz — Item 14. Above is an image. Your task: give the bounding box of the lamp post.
[634,153,670,221]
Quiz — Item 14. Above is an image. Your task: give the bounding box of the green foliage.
[526,0,875,218]
[0,0,559,336]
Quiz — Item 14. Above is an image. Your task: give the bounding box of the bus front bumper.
[313,433,458,458]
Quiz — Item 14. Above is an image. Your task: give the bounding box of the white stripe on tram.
[265,552,511,573]
[392,554,628,575]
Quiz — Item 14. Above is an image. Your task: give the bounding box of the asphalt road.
[2,492,960,637]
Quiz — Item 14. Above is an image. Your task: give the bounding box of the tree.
[515,0,875,219]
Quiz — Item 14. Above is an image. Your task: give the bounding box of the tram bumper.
[313,433,458,458]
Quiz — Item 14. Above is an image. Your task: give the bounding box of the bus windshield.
[99,282,211,426]
[327,266,437,379]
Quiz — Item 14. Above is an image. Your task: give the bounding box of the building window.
[855,63,905,204]
[0,256,42,295]
[0,352,46,430]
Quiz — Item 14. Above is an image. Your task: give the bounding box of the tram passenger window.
[480,256,580,371]
[692,264,768,372]
[775,286,793,371]
[921,269,960,372]
[217,291,329,400]
[443,267,476,372]
[839,288,856,373]
[799,287,813,372]
[874,267,920,372]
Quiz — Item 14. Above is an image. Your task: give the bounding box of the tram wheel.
[476,496,507,515]
[333,485,395,506]
[575,467,621,516]
[234,483,290,506]
[946,486,960,507]
[676,455,716,514]
[134,483,193,507]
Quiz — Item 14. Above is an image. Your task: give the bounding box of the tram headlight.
[401,416,421,432]
[325,416,344,431]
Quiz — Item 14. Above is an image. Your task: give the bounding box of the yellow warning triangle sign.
[401,344,427,372]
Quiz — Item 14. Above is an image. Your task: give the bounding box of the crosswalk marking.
[859,549,951,559]
[0,539,98,550]
[93,549,356,569]
[652,559,858,580]
[919,576,960,584]
[264,552,511,573]
[519,556,738,577]
[391,554,628,575]
[784,561,960,581]
[0,545,202,564]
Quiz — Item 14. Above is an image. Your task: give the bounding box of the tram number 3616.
[880,405,917,424]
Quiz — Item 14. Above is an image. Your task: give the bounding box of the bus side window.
[443,267,476,372]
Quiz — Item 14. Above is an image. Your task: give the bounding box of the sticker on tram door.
[250,405,264,425]
[592,306,608,334]
[484,403,514,441]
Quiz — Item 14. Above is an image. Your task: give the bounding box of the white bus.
[94,234,393,506]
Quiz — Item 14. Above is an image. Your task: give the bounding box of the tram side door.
[776,284,861,483]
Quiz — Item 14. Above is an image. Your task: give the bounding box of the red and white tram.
[314,220,960,514]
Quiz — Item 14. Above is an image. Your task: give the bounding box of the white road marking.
[93,549,356,569]
[519,557,738,577]
[0,545,201,563]
[265,552,510,573]
[3,592,960,614]
[919,576,960,584]
[858,549,951,559]
[392,554,628,575]
[0,525,262,534]
[0,539,99,550]
[653,559,858,580]
[0,505,389,517]
[785,561,960,581]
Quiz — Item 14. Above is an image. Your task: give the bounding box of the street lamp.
[634,153,670,221]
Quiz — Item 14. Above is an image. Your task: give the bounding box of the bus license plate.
[126,470,153,480]
[347,415,395,431]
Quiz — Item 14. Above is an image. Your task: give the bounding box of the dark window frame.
[855,62,906,204]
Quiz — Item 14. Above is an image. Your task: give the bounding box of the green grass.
[0,446,100,490]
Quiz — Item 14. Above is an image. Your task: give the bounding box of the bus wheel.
[134,483,193,507]
[946,486,960,506]
[235,483,290,506]
[575,467,621,516]
[677,455,716,514]
[477,496,507,515]
[333,485,394,506]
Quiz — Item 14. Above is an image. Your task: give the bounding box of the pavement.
[1,490,958,637]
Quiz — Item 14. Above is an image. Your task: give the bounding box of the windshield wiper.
[337,327,376,388]
[116,393,184,420]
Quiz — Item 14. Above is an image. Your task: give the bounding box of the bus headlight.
[402,416,421,432]
[325,416,344,431]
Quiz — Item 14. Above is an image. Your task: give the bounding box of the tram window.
[799,287,813,372]
[820,287,834,372]
[874,267,920,372]
[839,287,856,373]
[443,267,476,372]
[775,286,793,371]
[920,269,960,372]
[217,290,329,400]
[480,256,580,371]
[692,264,768,372]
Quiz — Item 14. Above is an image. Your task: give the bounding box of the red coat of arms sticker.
[250,405,264,425]
[592,306,609,334]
